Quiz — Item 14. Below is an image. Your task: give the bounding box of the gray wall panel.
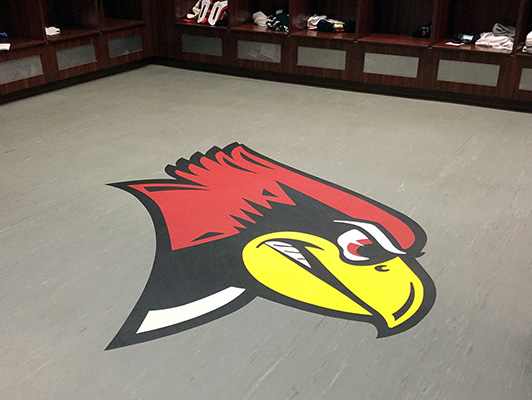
[108,36,142,58]
[297,47,346,70]
[363,53,418,78]
[182,35,222,57]
[0,56,43,84]
[57,45,96,70]
[519,68,532,91]
[437,59,500,87]
[237,41,281,63]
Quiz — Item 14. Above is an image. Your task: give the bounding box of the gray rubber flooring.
[1,65,531,399]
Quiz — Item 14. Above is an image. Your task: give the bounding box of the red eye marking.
[347,239,372,257]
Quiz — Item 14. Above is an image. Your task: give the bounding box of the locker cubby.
[100,0,145,30]
[515,0,532,55]
[42,0,99,41]
[176,0,198,21]
[230,0,289,34]
[176,0,229,29]
[290,0,358,40]
[434,0,521,53]
[0,0,46,49]
[359,0,434,47]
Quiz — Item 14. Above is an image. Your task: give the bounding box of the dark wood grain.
[0,46,47,95]
[101,0,144,22]
[177,19,229,30]
[512,54,532,101]
[1,0,532,109]
[374,0,434,36]
[353,42,431,88]
[446,0,521,38]
[176,24,229,65]
[46,29,100,42]
[2,0,46,41]
[291,29,355,41]
[42,0,99,30]
[356,0,374,39]
[103,26,147,66]
[513,0,532,53]
[228,0,290,28]
[48,36,100,80]
[433,41,514,54]
[101,18,146,32]
[290,0,358,32]
[430,0,450,45]
[431,48,505,96]
[358,33,430,47]
[231,24,287,35]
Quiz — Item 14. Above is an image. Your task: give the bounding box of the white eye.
[334,220,406,256]
[337,229,373,262]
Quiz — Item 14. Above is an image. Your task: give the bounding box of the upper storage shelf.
[230,0,289,34]
[42,0,99,42]
[290,0,358,41]
[100,0,145,31]
[0,0,46,49]
[433,0,521,53]
[358,0,435,47]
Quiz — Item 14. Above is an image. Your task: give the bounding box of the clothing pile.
[45,26,61,36]
[252,9,288,32]
[184,0,228,26]
[412,22,431,38]
[523,31,532,54]
[266,9,289,32]
[449,23,515,52]
[475,23,515,52]
[306,15,355,33]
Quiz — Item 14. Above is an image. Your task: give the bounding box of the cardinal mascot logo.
[107,143,435,349]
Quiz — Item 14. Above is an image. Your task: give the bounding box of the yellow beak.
[242,232,428,333]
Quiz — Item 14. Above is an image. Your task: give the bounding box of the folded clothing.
[45,26,60,36]
[267,9,289,32]
[526,30,532,48]
[492,23,515,37]
[475,33,513,52]
[253,11,268,27]
[307,14,355,33]
[307,15,343,30]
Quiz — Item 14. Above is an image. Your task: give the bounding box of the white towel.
[45,26,61,36]
[526,31,532,48]
[253,11,268,27]
[476,32,513,52]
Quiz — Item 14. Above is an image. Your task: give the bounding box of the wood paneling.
[2,0,532,109]
[354,42,431,89]
[0,46,47,95]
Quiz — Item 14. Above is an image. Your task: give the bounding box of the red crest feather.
[125,144,417,251]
